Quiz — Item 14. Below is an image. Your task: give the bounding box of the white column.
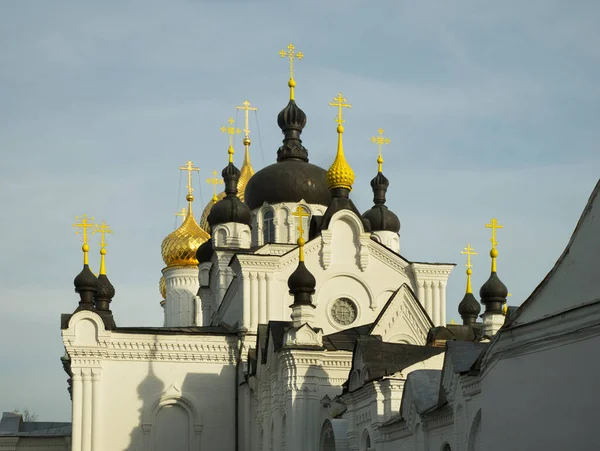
[82,369,92,451]
[425,281,433,321]
[433,281,440,326]
[417,281,425,306]
[91,369,101,451]
[71,369,83,451]
[258,273,267,325]
[440,281,447,326]
[243,273,250,329]
[250,272,259,329]
[266,273,274,321]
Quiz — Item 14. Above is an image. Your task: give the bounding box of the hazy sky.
[1,1,599,421]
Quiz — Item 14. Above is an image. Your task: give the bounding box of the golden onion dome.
[159,275,166,299]
[200,149,254,231]
[161,206,210,267]
[326,124,355,190]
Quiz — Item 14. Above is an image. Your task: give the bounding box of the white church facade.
[3,45,599,451]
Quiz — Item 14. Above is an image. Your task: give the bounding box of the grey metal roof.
[0,413,71,437]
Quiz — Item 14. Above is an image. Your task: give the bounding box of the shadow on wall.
[122,337,235,451]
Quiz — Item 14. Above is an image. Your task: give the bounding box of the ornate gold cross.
[236,100,258,138]
[175,207,187,223]
[291,205,310,261]
[94,220,113,275]
[329,92,351,125]
[279,43,304,80]
[485,218,503,249]
[206,170,224,203]
[292,205,309,239]
[73,214,96,246]
[461,243,477,269]
[179,160,200,196]
[371,128,391,156]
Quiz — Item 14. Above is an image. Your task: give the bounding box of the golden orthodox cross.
[279,43,304,80]
[179,160,200,195]
[329,92,351,125]
[291,205,309,239]
[95,220,113,249]
[485,218,503,248]
[236,100,258,138]
[206,170,224,202]
[73,214,96,246]
[460,244,477,269]
[371,128,391,157]
[175,208,187,223]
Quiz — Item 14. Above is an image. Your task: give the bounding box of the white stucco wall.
[481,333,600,451]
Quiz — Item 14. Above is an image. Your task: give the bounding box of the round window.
[330,298,358,326]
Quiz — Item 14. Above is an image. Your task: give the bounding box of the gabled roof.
[401,370,442,415]
[350,337,445,389]
[323,323,373,351]
[507,178,600,327]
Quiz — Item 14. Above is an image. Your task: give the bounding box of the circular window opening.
[331,298,358,326]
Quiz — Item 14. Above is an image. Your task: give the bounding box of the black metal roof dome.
[287,260,316,305]
[208,159,252,229]
[362,170,400,233]
[458,292,481,325]
[244,99,330,210]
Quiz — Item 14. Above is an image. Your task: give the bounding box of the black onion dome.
[458,292,481,325]
[74,264,98,310]
[479,272,508,313]
[195,240,214,264]
[277,100,308,162]
[95,274,115,311]
[244,99,330,210]
[287,261,316,306]
[362,171,400,233]
[208,161,252,228]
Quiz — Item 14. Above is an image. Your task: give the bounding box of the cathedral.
[3,45,599,451]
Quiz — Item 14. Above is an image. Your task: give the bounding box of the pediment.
[368,284,433,345]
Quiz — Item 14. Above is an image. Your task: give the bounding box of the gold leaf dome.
[326,124,355,190]
[161,210,210,267]
[200,149,254,231]
[159,275,166,299]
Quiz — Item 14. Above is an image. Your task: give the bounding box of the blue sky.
[0,1,598,421]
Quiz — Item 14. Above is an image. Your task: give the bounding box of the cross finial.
[461,244,478,269]
[485,218,503,249]
[175,207,187,224]
[179,160,200,200]
[236,100,258,143]
[94,220,113,275]
[279,44,304,101]
[206,170,224,203]
[221,117,241,163]
[329,92,352,126]
[291,206,310,261]
[370,128,391,172]
[461,243,477,294]
[73,214,97,265]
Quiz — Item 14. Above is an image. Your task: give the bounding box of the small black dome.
[208,161,252,228]
[362,170,400,233]
[458,292,481,325]
[277,100,307,148]
[95,274,115,310]
[479,272,508,313]
[208,196,252,228]
[244,160,330,210]
[74,264,97,310]
[363,206,400,233]
[288,261,316,305]
[196,240,214,264]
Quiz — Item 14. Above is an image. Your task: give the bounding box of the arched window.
[442,444,452,451]
[263,210,275,243]
[294,206,310,241]
[361,429,373,451]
